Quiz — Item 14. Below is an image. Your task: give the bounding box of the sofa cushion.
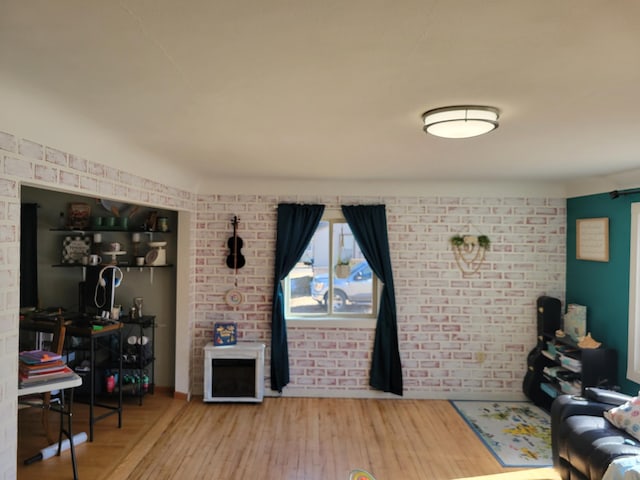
[605,396,640,441]
[562,415,640,479]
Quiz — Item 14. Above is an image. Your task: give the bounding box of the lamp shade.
[422,106,499,139]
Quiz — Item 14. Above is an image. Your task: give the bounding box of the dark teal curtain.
[342,204,402,396]
[271,203,325,392]
[20,203,39,308]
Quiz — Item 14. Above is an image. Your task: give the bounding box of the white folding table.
[19,373,83,479]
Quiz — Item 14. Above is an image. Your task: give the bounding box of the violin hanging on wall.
[226,216,246,271]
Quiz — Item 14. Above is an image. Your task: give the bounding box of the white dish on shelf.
[102,250,128,264]
[147,241,167,248]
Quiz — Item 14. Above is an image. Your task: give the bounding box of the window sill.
[287,317,376,329]
[628,370,640,385]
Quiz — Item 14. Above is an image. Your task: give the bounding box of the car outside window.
[285,218,378,321]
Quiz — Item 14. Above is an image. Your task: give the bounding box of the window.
[285,217,378,322]
[628,203,640,383]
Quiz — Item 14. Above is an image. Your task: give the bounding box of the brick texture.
[0,129,565,478]
[191,194,565,398]
[0,131,197,479]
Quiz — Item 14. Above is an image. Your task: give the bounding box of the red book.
[19,360,66,377]
[19,366,74,386]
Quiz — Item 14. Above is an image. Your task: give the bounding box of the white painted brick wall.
[0,128,566,478]
[0,131,197,479]
[191,194,565,398]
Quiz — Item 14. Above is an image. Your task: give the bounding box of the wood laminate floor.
[18,394,561,480]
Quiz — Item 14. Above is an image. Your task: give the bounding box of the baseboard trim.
[173,390,189,400]
[264,389,528,401]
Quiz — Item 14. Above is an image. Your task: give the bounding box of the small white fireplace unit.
[203,342,265,403]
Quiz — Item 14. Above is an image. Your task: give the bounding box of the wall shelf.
[52,264,174,268]
[51,264,173,284]
[51,225,173,284]
[538,333,617,401]
[50,228,171,234]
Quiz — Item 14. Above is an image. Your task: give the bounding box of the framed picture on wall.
[61,236,91,264]
[68,202,91,229]
[576,217,609,262]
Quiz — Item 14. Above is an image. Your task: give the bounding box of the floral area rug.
[450,400,552,468]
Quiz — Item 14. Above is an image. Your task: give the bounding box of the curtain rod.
[610,189,640,199]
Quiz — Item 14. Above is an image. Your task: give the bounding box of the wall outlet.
[477,351,486,364]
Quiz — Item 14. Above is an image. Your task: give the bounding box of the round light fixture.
[422,106,499,139]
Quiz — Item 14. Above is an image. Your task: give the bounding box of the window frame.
[628,202,640,383]
[285,214,379,327]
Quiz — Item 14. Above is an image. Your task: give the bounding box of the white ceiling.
[2,1,640,187]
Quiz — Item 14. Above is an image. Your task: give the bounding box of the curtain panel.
[270,203,325,392]
[20,203,39,308]
[342,204,402,396]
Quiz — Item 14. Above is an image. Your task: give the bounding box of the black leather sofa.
[551,388,640,480]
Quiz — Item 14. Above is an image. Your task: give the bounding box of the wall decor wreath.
[450,234,490,277]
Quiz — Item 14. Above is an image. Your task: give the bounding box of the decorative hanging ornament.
[335,226,351,278]
[224,288,244,307]
[450,234,490,277]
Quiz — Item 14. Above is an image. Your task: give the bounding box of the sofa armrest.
[551,394,611,425]
[551,393,618,468]
[584,387,632,406]
[551,389,632,425]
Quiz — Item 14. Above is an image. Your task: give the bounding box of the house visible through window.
[285,217,378,320]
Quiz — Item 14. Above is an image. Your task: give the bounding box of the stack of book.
[18,349,74,387]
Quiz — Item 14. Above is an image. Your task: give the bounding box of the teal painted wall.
[567,190,640,394]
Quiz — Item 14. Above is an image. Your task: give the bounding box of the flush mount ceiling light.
[422,105,499,139]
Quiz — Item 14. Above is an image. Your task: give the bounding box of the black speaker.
[537,296,561,339]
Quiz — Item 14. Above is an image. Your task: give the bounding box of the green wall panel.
[567,191,640,394]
